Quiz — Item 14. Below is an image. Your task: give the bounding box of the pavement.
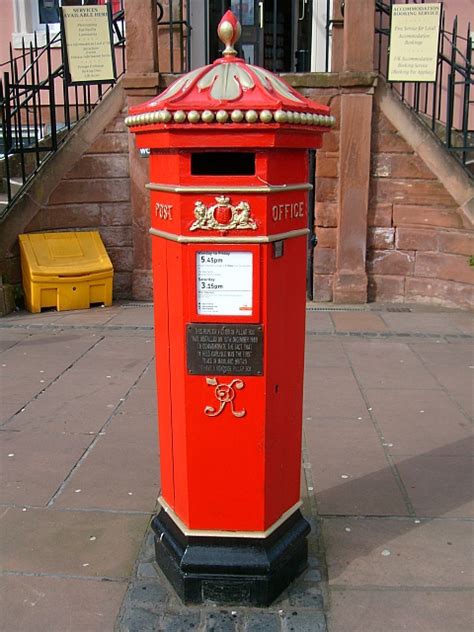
[0,301,472,632]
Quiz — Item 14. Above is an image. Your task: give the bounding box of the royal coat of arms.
[190,196,257,232]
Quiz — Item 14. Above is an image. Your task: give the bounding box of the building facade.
[1,0,473,309]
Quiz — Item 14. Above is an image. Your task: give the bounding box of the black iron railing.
[375,0,473,173]
[156,0,191,74]
[324,0,344,73]
[0,6,126,218]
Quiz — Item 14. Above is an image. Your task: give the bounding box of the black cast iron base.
[151,508,310,606]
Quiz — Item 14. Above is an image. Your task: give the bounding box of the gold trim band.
[158,496,303,539]
[146,183,313,194]
[125,110,336,129]
[149,227,309,243]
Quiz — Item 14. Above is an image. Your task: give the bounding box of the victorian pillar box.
[126,11,333,606]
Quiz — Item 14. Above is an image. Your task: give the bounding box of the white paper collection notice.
[196,251,253,316]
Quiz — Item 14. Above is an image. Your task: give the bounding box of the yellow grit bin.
[19,232,113,313]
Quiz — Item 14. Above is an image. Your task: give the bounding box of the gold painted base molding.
[157,496,304,539]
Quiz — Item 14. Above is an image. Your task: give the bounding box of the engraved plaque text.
[187,324,263,376]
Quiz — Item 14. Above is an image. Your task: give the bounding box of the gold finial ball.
[218,10,242,57]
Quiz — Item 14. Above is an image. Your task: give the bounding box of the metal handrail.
[0,7,126,219]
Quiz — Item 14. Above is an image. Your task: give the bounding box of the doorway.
[208,0,313,72]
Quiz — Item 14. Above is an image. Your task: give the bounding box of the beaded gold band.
[125,109,336,128]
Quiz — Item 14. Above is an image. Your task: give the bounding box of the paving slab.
[395,453,474,518]
[106,306,154,327]
[304,419,408,516]
[109,409,159,441]
[55,306,120,326]
[305,311,335,334]
[0,331,101,409]
[448,312,474,335]
[5,342,154,435]
[1,311,70,326]
[423,364,473,418]
[323,517,474,588]
[0,507,150,578]
[1,304,125,327]
[53,424,160,512]
[303,367,369,419]
[342,339,439,389]
[0,401,24,425]
[365,388,472,456]
[6,377,138,435]
[116,386,158,418]
[2,330,99,355]
[328,589,474,632]
[0,330,26,351]
[0,373,54,410]
[6,393,119,436]
[1,302,472,632]
[331,312,388,333]
[133,363,157,391]
[0,574,127,632]
[410,340,473,367]
[304,338,349,369]
[379,312,467,335]
[1,430,93,505]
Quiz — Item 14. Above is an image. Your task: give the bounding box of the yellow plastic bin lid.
[19,232,113,278]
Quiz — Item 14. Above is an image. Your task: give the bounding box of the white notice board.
[388,3,442,82]
[196,251,253,316]
[61,4,116,85]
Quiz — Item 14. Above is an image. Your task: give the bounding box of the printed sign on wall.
[388,3,442,82]
[61,4,116,85]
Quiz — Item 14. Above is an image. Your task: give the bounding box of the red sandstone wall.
[24,111,133,299]
[368,106,473,309]
[301,87,340,302]
[301,86,473,309]
[18,88,472,309]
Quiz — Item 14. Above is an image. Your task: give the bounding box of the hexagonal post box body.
[126,11,332,606]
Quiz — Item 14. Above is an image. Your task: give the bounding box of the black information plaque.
[187,324,263,376]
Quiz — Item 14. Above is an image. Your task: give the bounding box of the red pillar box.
[126,11,333,606]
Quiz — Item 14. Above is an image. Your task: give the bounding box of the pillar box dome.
[125,10,333,147]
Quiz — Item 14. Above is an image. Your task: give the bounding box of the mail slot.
[126,10,333,606]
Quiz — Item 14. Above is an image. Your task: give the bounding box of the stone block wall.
[367,106,473,309]
[24,111,133,299]
[298,83,473,309]
[6,77,471,309]
[300,86,340,303]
